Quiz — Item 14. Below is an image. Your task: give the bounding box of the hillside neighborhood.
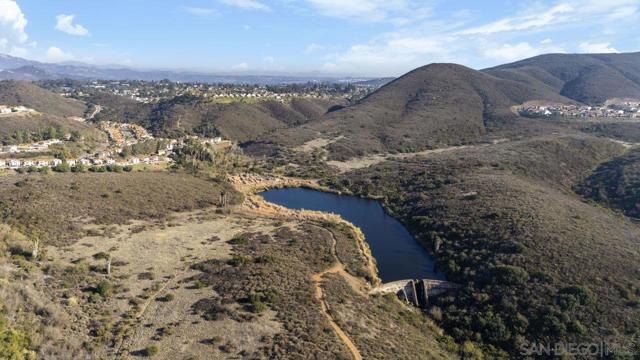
[42,79,379,104]
[518,100,640,119]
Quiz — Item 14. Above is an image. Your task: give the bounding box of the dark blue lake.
[260,187,444,282]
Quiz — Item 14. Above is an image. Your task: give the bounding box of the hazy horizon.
[1,0,640,77]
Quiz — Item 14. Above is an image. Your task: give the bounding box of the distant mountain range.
[0,54,386,85]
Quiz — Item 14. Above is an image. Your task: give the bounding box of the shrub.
[143,345,158,357]
[228,235,249,245]
[460,341,484,359]
[568,320,587,335]
[249,292,267,313]
[156,294,174,302]
[0,317,32,360]
[491,265,529,286]
[559,286,596,306]
[71,164,86,173]
[192,280,206,289]
[95,280,112,298]
[228,255,249,267]
[53,163,70,173]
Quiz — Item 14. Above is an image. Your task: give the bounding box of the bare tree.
[29,231,44,260]
[94,252,113,275]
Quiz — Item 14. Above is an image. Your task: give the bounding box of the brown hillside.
[486,52,640,104]
[258,63,572,160]
[0,81,86,117]
[93,96,337,142]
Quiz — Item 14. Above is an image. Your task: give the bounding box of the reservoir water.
[261,187,444,282]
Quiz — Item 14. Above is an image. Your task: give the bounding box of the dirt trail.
[310,226,363,360]
[326,142,501,173]
[115,269,182,357]
[229,174,371,360]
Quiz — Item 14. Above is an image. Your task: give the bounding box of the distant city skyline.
[1,0,639,76]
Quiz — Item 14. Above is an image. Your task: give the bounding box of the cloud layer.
[0,0,28,53]
[55,14,90,36]
[219,0,269,12]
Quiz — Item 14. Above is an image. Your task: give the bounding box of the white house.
[67,159,77,167]
[23,160,34,167]
[130,158,140,165]
[9,160,21,168]
[0,160,5,168]
[37,160,49,167]
[106,159,116,165]
[80,159,92,166]
[51,159,62,166]
[93,159,104,165]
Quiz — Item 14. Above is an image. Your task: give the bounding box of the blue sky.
[1,0,639,76]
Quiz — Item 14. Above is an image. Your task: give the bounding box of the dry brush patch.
[0,172,241,245]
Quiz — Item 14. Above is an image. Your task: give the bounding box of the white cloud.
[231,62,249,71]
[304,43,325,54]
[459,4,573,35]
[55,14,90,36]
[183,7,219,17]
[483,42,541,62]
[45,46,75,62]
[220,0,269,11]
[607,5,637,19]
[0,0,28,51]
[305,0,431,24]
[578,41,618,53]
[323,31,457,75]
[9,46,28,57]
[320,0,639,75]
[263,56,274,63]
[321,62,338,72]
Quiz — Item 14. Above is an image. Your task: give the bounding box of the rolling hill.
[92,95,341,142]
[0,81,86,117]
[255,63,574,159]
[485,52,640,104]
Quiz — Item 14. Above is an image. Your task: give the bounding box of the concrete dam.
[370,279,460,309]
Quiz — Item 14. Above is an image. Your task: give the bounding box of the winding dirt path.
[115,270,182,357]
[311,226,362,360]
[228,173,381,360]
